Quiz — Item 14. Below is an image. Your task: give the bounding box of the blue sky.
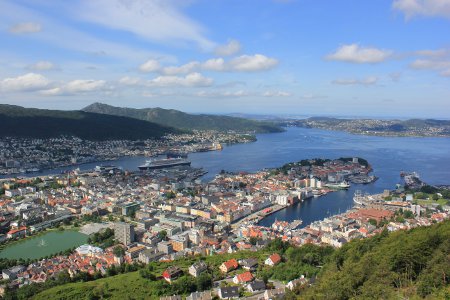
[1,0,450,118]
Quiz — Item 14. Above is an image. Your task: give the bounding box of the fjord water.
[187,127,450,227]
[8,128,450,227]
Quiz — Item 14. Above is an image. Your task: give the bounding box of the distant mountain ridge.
[0,104,178,140]
[82,102,283,133]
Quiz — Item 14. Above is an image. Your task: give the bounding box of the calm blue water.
[6,128,450,227]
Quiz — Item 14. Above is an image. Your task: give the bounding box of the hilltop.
[0,104,179,141]
[82,102,284,133]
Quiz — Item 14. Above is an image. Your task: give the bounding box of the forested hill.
[0,104,179,140]
[301,220,450,299]
[82,102,284,133]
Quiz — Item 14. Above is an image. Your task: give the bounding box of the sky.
[0,0,450,118]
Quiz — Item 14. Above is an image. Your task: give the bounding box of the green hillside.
[0,104,179,141]
[82,102,284,133]
[18,220,450,300]
[301,220,450,300]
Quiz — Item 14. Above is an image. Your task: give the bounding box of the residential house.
[264,288,285,300]
[186,291,212,300]
[247,280,266,293]
[219,259,239,273]
[233,271,254,284]
[239,258,258,271]
[138,249,165,264]
[264,253,281,266]
[6,227,27,239]
[218,286,239,299]
[188,261,208,278]
[286,275,308,291]
[162,266,183,283]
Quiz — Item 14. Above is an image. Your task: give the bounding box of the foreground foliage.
[301,220,450,300]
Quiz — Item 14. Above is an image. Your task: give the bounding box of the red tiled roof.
[269,253,281,264]
[236,271,254,283]
[223,259,239,270]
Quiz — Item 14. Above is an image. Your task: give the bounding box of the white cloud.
[26,61,58,71]
[40,79,107,96]
[326,44,392,63]
[393,0,450,19]
[138,54,279,75]
[77,0,215,50]
[65,79,106,93]
[139,59,161,73]
[148,73,213,87]
[410,59,450,70]
[202,58,227,71]
[162,61,200,75]
[0,73,49,92]
[262,91,292,97]
[332,77,378,85]
[119,76,142,86]
[229,54,279,71]
[8,22,42,34]
[214,39,241,56]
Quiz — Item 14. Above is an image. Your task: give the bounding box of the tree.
[158,230,168,241]
[113,246,125,257]
[196,273,212,291]
[368,219,377,226]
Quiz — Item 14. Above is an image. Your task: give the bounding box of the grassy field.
[415,198,449,206]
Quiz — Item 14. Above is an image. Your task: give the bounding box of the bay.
[5,127,450,227]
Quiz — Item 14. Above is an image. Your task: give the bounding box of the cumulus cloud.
[65,79,106,93]
[393,0,450,19]
[26,61,58,71]
[162,61,200,75]
[229,54,279,71]
[40,79,107,96]
[332,77,378,85]
[139,59,161,73]
[202,58,227,71]
[148,73,213,87]
[8,22,42,34]
[409,48,450,77]
[214,39,241,56]
[326,44,392,63]
[0,73,49,92]
[138,54,279,75]
[78,0,215,50]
